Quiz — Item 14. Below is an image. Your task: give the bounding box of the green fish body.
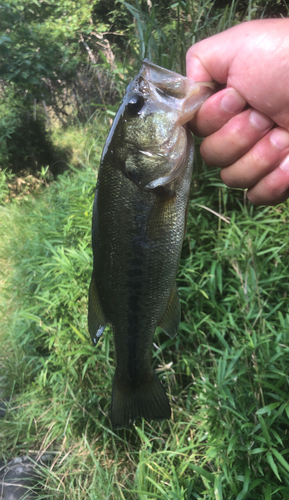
[88,60,213,429]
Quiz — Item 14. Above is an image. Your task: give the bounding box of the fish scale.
[88,59,214,429]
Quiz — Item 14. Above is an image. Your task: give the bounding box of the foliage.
[119,0,288,74]
[0,168,15,204]
[0,0,129,119]
[0,90,71,179]
[0,0,129,173]
[0,0,96,102]
[1,134,289,497]
[1,1,289,499]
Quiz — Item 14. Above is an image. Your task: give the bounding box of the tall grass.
[1,1,289,499]
[120,0,284,75]
[121,0,229,73]
[1,137,289,497]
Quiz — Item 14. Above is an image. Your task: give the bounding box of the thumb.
[186,27,241,83]
[186,50,213,82]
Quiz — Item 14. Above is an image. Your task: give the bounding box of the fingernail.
[279,154,289,172]
[221,89,246,114]
[270,129,289,150]
[249,110,273,131]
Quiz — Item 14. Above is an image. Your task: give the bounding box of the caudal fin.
[111,370,171,429]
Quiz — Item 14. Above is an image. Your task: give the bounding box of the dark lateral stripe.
[127,268,143,278]
[126,218,147,381]
[131,257,143,267]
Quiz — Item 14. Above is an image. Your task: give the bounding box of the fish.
[88,59,214,429]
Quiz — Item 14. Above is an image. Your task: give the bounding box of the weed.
[1,2,289,498]
[1,147,289,497]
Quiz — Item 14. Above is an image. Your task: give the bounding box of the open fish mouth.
[126,59,215,189]
[140,58,215,124]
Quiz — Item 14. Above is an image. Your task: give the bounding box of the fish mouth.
[140,58,215,124]
[138,60,214,189]
[124,60,214,190]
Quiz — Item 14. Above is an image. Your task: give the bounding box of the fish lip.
[140,59,215,118]
[138,150,163,158]
[123,137,164,157]
[123,130,180,155]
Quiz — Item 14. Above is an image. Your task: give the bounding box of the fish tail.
[111,370,171,429]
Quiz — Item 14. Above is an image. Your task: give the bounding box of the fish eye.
[127,94,145,114]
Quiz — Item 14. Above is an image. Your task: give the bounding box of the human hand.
[186,19,289,205]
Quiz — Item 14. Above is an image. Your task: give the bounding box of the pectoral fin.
[88,273,107,345]
[158,286,181,338]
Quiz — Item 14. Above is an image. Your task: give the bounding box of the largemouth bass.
[88,59,213,429]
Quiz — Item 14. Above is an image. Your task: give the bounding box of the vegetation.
[1,0,289,499]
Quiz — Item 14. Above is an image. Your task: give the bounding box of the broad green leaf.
[266,452,281,482]
[272,448,289,473]
[214,475,223,500]
[187,464,214,483]
[256,402,280,415]
[258,415,272,448]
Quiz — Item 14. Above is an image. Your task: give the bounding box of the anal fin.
[88,272,107,345]
[158,286,181,338]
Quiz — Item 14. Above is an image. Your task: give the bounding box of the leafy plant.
[1,148,289,498]
[1,1,289,499]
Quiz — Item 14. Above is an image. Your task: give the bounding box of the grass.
[1,2,289,498]
[1,126,289,498]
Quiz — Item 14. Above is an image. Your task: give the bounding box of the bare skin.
[186,19,289,205]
